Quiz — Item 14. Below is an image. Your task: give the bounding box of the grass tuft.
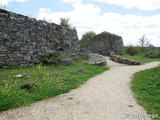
[60,18,71,28]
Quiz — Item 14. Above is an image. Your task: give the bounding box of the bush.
[145,49,160,58]
[125,46,139,56]
[139,47,149,53]
[60,18,71,28]
[41,55,71,65]
[41,56,57,65]
[81,31,96,41]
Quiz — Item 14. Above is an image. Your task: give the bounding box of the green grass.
[60,18,71,28]
[0,61,108,112]
[123,54,160,63]
[131,67,160,119]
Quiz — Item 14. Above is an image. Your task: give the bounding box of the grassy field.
[131,67,160,119]
[0,61,108,112]
[123,46,160,63]
[123,54,160,63]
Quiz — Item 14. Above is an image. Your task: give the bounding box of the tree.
[81,31,96,41]
[138,35,150,47]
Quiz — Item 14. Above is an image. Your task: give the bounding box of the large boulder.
[81,31,125,56]
[88,53,107,66]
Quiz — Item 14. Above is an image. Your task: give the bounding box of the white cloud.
[37,1,160,46]
[92,0,160,11]
[0,0,27,6]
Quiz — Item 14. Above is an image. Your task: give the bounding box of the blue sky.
[1,0,160,46]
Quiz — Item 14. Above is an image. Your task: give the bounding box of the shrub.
[41,55,71,65]
[81,31,96,41]
[60,18,71,28]
[125,46,139,56]
[145,49,160,58]
[139,47,149,53]
[41,56,56,65]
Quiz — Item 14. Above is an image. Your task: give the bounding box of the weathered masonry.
[0,9,86,67]
[81,31,125,55]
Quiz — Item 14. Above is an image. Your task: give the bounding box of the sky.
[0,0,160,46]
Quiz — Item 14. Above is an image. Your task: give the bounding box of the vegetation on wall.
[60,18,71,28]
[40,55,71,65]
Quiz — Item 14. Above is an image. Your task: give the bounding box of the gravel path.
[0,57,159,120]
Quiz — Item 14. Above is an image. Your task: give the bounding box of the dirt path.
[0,57,159,120]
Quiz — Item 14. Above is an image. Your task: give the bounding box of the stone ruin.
[0,9,87,67]
[81,31,125,56]
[0,9,140,67]
[81,31,141,65]
[110,52,140,65]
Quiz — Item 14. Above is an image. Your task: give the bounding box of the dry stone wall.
[110,52,140,65]
[0,9,86,67]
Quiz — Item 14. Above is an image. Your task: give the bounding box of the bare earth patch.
[0,57,159,120]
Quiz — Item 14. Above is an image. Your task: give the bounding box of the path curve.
[0,57,160,120]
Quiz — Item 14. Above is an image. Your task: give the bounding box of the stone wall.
[0,9,87,67]
[81,31,125,56]
[110,52,140,65]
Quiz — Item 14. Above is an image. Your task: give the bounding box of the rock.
[81,31,124,55]
[110,52,141,65]
[88,53,107,66]
[55,73,60,76]
[78,68,83,72]
[20,82,37,90]
[128,105,134,107]
[68,97,73,100]
[58,78,64,81]
[59,58,73,66]
[16,74,23,78]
